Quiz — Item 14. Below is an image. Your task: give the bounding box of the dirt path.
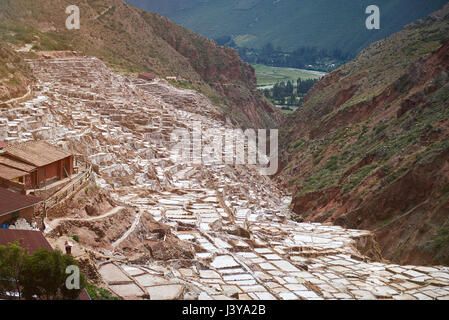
[44,206,124,233]
[0,85,32,105]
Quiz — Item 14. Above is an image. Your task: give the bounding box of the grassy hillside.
[0,40,33,102]
[126,0,448,55]
[278,4,449,266]
[0,0,281,128]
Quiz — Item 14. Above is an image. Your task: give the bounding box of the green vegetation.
[291,76,449,196]
[68,234,80,243]
[0,36,32,100]
[377,217,394,229]
[422,225,449,264]
[0,23,72,51]
[432,226,449,250]
[0,242,86,300]
[341,164,377,193]
[253,64,323,87]
[86,282,120,300]
[260,75,320,112]
[240,44,348,72]
[415,141,449,166]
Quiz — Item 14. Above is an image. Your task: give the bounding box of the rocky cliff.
[279,4,449,266]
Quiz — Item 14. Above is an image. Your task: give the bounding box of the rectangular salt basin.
[211,255,240,269]
[176,233,196,241]
[202,197,218,203]
[158,198,185,205]
[213,238,232,249]
[219,268,246,275]
[222,274,254,281]
[121,265,145,276]
[196,252,213,259]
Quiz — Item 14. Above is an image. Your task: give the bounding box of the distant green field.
[252,64,324,87]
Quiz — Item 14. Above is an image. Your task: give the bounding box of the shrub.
[68,234,80,243]
[324,155,339,171]
[342,164,377,194]
[86,282,120,300]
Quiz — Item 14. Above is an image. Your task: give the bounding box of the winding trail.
[0,85,32,105]
[45,206,124,233]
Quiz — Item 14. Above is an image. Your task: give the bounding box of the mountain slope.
[278,4,449,266]
[126,0,448,55]
[0,0,281,128]
[0,41,32,102]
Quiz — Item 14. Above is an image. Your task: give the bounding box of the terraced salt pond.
[2,55,449,300]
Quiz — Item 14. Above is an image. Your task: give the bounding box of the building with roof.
[0,187,42,225]
[0,140,74,191]
[0,228,52,253]
[138,72,157,81]
[0,156,35,190]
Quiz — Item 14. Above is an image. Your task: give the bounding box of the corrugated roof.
[0,155,36,172]
[79,289,91,300]
[0,187,42,216]
[0,164,28,180]
[3,141,72,167]
[138,72,157,80]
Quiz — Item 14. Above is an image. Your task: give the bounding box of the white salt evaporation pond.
[4,55,448,300]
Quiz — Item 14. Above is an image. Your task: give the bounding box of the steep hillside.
[278,4,449,266]
[127,0,448,55]
[0,40,32,102]
[0,0,281,128]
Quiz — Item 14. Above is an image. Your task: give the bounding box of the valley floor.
[1,55,449,300]
[253,64,325,88]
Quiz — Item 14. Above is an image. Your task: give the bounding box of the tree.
[286,81,294,96]
[278,81,286,97]
[60,254,87,300]
[20,248,86,300]
[263,89,271,99]
[0,242,25,299]
[272,82,282,100]
[279,96,285,105]
[261,42,274,57]
[288,94,296,106]
[297,78,318,94]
